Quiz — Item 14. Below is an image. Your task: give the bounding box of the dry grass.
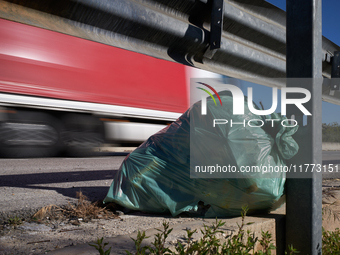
[32,191,118,223]
[65,191,117,221]
[322,187,340,222]
[32,204,63,220]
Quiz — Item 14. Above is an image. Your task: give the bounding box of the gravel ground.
[1,152,339,255]
[0,212,200,255]
[2,179,340,255]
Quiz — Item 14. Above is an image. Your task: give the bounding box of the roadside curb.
[48,207,285,255]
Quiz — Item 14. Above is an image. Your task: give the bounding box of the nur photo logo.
[196,82,223,115]
[197,82,311,116]
[195,80,312,128]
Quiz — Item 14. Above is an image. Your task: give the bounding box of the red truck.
[0,18,217,157]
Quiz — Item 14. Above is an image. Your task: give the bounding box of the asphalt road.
[1,151,340,221]
[322,151,340,179]
[0,156,125,221]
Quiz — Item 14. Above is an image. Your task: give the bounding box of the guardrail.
[0,0,339,104]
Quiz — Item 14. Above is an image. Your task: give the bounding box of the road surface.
[0,156,125,221]
[322,151,340,179]
[0,151,340,221]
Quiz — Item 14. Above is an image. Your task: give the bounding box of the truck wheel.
[61,114,105,157]
[0,111,63,158]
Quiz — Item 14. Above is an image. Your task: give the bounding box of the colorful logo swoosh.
[196,82,223,106]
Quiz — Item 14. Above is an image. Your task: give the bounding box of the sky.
[242,0,340,124]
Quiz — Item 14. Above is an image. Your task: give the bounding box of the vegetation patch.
[322,123,340,142]
[31,191,119,225]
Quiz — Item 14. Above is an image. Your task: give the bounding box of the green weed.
[89,237,112,255]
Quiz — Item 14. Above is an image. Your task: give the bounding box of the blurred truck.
[0,18,204,157]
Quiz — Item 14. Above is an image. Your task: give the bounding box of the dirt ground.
[0,214,201,255]
[1,180,340,255]
[0,193,199,255]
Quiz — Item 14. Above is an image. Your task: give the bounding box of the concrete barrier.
[47,206,286,255]
[322,142,340,151]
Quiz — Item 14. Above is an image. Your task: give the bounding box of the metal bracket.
[330,51,340,94]
[204,0,224,59]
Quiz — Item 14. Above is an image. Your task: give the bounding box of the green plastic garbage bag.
[103,92,299,217]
